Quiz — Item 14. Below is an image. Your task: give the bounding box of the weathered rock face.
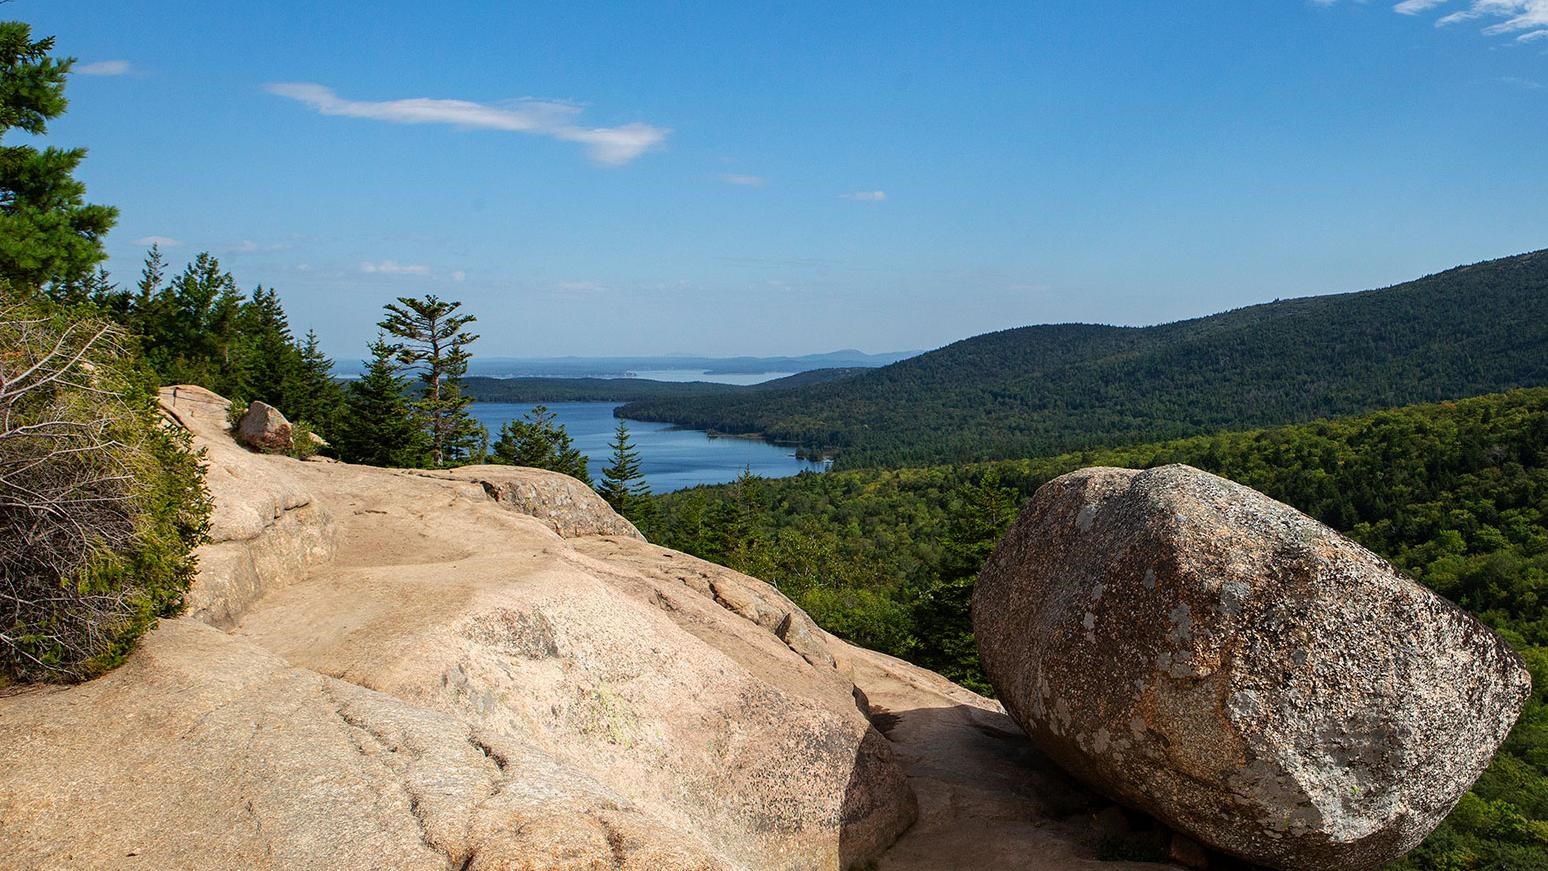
[0,619,726,870]
[162,386,336,627]
[3,386,1194,871]
[435,464,644,540]
[236,399,293,453]
[1,386,917,870]
[972,465,1532,870]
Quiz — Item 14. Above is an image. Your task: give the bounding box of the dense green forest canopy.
[462,367,867,405]
[622,250,1548,470]
[648,388,1548,869]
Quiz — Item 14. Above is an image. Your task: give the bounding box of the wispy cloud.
[716,173,767,186]
[132,235,181,247]
[228,239,293,254]
[1400,1,1548,41]
[451,270,467,282]
[360,260,431,276]
[1500,75,1544,88]
[76,60,133,76]
[266,83,669,166]
[1394,0,1449,14]
[841,190,887,202]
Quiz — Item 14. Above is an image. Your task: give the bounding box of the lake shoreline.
[470,401,829,492]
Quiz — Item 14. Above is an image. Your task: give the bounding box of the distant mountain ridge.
[336,349,918,379]
[619,249,1548,468]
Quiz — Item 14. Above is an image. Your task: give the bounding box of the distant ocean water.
[627,369,797,385]
[469,401,826,492]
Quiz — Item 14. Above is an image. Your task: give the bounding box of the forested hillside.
[648,388,1548,869]
[463,367,865,404]
[622,250,1548,469]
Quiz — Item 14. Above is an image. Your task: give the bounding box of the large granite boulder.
[972,465,1531,870]
[236,399,293,453]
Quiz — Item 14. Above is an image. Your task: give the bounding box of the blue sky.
[17,1,1548,358]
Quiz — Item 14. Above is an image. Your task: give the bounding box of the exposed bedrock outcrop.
[972,464,1533,871]
[1,386,920,870]
[430,464,645,540]
[2,387,1198,870]
[161,386,337,627]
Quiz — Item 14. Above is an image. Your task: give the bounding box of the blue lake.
[469,402,828,493]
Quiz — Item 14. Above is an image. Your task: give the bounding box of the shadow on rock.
[843,699,1207,870]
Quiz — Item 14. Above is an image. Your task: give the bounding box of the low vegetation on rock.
[0,297,210,683]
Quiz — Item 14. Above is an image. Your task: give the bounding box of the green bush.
[287,420,321,460]
[0,294,210,683]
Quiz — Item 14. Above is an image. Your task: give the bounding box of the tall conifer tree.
[378,295,483,466]
[0,22,118,293]
[290,330,344,435]
[491,404,591,484]
[597,420,648,514]
[229,286,299,409]
[335,335,427,467]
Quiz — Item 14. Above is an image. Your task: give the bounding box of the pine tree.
[0,22,118,292]
[154,252,244,390]
[334,335,428,468]
[491,404,591,484]
[289,330,344,436]
[126,246,172,361]
[134,244,166,310]
[229,286,300,410]
[597,420,649,514]
[704,466,764,567]
[378,295,484,467]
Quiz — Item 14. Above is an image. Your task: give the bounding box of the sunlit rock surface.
[973,464,1531,871]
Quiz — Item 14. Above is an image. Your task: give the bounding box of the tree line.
[74,246,661,524]
[619,251,1548,470]
[646,387,1548,870]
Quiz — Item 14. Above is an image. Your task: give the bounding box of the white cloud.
[1430,2,1548,36]
[841,190,887,202]
[266,82,669,166]
[132,235,181,247]
[360,260,431,276]
[451,270,467,282]
[1500,75,1544,87]
[1322,1,1548,41]
[76,60,132,76]
[717,173,767,186]
[1394,0,1449,14]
